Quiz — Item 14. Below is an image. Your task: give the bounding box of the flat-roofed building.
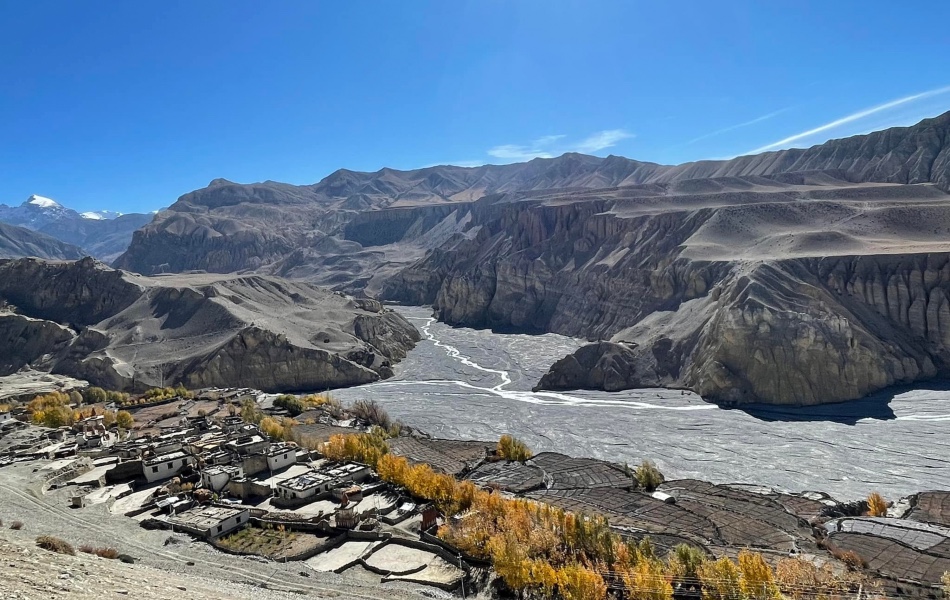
[144,451,195,483]
[275,471,335,501]
[201,465,244,492]
[166,505,249,539]
[266,443,296,472]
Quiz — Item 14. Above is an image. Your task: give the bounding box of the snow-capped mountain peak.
[26,194,62,209]
[80,210,123,220]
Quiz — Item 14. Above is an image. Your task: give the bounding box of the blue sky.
[1,1,949,214]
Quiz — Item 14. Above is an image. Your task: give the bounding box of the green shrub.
[634,460,665,491]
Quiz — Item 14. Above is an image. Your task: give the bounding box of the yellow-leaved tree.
[558,563,608,600]
[698,556,742,600]
[497,434,532,461]
[737,550,780,599]
[115,410,134,430]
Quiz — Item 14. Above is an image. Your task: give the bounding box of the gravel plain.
[335,306,950,501]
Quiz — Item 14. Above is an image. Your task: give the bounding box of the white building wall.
[144,455,195,483]
[207,509,250,538]
[266,449,296,472]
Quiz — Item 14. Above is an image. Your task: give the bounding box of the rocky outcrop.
[0,314,75,376]
[537,256,950,405]
[0,258,420,392]
[533,341,643,392]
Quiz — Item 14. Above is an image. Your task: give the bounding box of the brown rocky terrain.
[0,257,419,392]
[111,112,950,405]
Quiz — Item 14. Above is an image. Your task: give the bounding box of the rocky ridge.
[0,221,85,261]
[114,112,950,405]
[0,257,420,392]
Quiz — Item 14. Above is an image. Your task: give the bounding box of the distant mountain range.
[0,221,85,260]
[0,195,153,262]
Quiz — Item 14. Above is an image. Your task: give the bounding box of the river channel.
[334,306,950,500]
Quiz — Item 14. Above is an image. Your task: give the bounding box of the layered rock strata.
[0,257,420,392]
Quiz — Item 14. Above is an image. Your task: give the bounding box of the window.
[181,459,187,467]
[216,525,222,533]
[152,466,159,473]
[236,516,241,523]
[283,453,288,459]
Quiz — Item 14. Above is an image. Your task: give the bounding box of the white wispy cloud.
[749,85,950,154]
[686,108,791,146]
[488,129,633,162]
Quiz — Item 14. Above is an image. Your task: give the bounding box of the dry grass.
[36,535,75,556]
[78,544,119,559]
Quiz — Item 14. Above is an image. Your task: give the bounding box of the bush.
[82,387,108,404]
[497,434,532,461]
[634,460,665,491]
[36,535,75,555]
[350,399,391,429]
[240,399,264,425]
[115,410,134,429]
[10,520,23,530]
[79,544,118,559]
[867,492,887,517]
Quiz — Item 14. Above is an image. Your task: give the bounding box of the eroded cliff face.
[0,258,420,392]
[569,257,947,405]
[386,184,950,405]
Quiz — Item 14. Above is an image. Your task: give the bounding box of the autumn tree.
[635,460,665,491]
[667,543,706,581]
[622,557,674,600]
[737,550,780,600]
[350,399,391,429]
[775,557,870,600]
[115,410,134,430]
[240,399,263,424]
[497,434,532,461]
[698,556,742,600]
[82,387,108,404]
[867,492,887,517]
[558,563,608,600]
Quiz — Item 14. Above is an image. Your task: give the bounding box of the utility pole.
[458,553,466,599]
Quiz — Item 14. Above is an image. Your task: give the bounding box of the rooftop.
[204,465,243,477]
[277,471,333,492]
[167,505,246,530]
[144,451,189,466]
[266,443,295,456]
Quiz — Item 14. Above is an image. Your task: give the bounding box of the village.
[2,384,950,599]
